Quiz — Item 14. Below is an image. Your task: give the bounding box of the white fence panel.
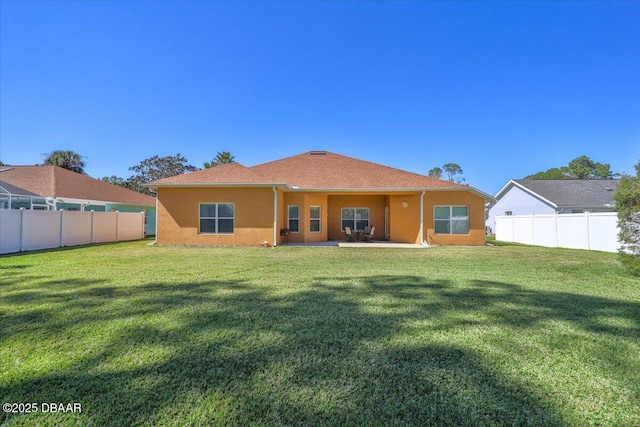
[534,215,558,247]
[21,210,62,251]
[513,215,534,245]
[117,212,145,241]
[588,213,620,253]
[495,216,514,242]
[0,210,21,254]
[0,209,145,255]
[62,211,92,247]
[92,212,118,243]
[557,214,589,250]
[495,212,620,253]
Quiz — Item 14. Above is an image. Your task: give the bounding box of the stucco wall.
[157,187,274,246]
[425,191,486,246]
[327,195,386,241]
[157,187,486,246]
[282,193,307,244]
[389,194,421,244]
[304,193,328,243]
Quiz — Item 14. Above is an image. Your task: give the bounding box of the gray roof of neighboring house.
[0,180,40,197]
[511,179,620,208]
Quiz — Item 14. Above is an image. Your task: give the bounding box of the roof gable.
[0,166,155,207]
[507,179,620,208]
[250,151,463,190]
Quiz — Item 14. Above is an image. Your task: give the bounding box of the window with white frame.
[341,208,370,231]
[288,205,300,233]
[434,206,469,234]
[199,203,234,234]
[310,206,321,232]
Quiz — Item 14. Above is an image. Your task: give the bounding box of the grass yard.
[1,241,639,426]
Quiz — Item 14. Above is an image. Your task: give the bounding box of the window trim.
[199,202,235,234]
[288,205,300,233]
[309,205,321,233]
[341,207,370,231]
[434,205,469,235]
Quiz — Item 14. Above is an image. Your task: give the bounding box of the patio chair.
[344,226,355,242]
[363,226,375,242]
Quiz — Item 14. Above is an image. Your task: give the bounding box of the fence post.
[531,214,535,245]
[586,211,591,250]
[115,210,119,242]
[19,208,24,252]
[141,211,145,239]
[59,210,64,247]
[90,210,94,244]
[555,213,559,248]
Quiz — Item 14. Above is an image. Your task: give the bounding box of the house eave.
[556,204,617,210]
[285,186,494,201]
[49,196,155,209]
[145,183,289,190]
[145,183,494,202]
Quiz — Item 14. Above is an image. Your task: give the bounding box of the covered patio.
[280,240,432,248]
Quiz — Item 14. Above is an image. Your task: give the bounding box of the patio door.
[385,207,390,240]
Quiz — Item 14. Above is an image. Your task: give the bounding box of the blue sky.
[1,0,638,195]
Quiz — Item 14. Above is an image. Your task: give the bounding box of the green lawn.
[1,242,639,426]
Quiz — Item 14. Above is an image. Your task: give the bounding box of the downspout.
[45,197,57,211]
[272,186,278,247]
[420,190,430,246]
[149,191,158,245]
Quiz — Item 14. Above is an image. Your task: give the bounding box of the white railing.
[0,210,145,255]
[495,212,620,253]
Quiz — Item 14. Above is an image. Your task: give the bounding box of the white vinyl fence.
[0,209,145,255]
[495,212,620,253]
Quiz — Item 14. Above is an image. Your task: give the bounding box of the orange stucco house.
[146,151,493,247]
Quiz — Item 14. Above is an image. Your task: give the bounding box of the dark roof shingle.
[513,179,620,208]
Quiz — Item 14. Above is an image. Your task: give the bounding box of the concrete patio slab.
[280,241,432,248]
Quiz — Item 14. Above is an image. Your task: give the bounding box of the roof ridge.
[50,165,58,197]
[251,151,465,188]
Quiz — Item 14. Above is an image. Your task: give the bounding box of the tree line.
[35,150,236,195]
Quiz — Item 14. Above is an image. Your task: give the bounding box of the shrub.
[615,165,640,275]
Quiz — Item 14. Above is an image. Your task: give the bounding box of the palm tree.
[204,151,235,168]
[43,150,86,174]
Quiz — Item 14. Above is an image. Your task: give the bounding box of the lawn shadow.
[2,274,639,425]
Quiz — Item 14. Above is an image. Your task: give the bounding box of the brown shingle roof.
[0,166,155,207]
[145,151,492,200]
[251,151,464,190]
[148,163,279,186]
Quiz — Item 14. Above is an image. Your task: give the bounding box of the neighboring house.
[0,165,157,235]
[146,151,493,246]
[486,179,620,232]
